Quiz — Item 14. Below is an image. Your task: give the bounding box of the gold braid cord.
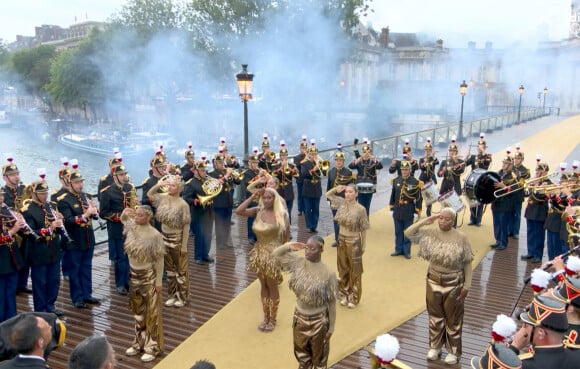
[289,259,338,309]
[411,227,473,271]
[153,195,191,230]
[123,221,165,264]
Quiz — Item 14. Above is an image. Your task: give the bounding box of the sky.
[0,0,573,47]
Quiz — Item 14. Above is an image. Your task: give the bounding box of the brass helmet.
[2,156,19,176]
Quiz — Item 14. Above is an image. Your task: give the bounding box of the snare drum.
[357,182,375,194]
[464,169,500,204]
[421,181,439,206]
[437,190,465,212]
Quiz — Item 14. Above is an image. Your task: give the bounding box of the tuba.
[197,177,223,207]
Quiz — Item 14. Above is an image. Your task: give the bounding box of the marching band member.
[147,175,190,308]
[272,141,298,222]
[2,157,31,295]
[389,160,423,259]
[219,138,240,170]
[465,135,492,226]
[179,143,195,183]
[0,187,25,322]
[545,168,574,260]
[51,159,72,281]
[389,140,419,177]
[521,162,551,262]
[511,146,531,239]
[141,153,168,219]
[209,154,240,249]
[300,142,326,233]
[97,151,123,201]
[258,134,276,173]
[294,136,308,216]
[326,148,355,247]
[182,160,215,265]
[58,171,100,309]
[240,153,261,245]
[21,181,63,316]
[100,165,135,296]
[437,139,465,197]
[349,141,383,217]
[418,138,439,217]
[490,155,519,251]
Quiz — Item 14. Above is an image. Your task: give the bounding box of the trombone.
[494,171,558,198]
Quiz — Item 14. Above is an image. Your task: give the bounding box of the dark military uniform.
[465,152,492,225]
[438,158,465,196]
[21,199,62,314]
[180,162,194,183]
[491,168,519,250]
[100,182,133,292]
[294,150,307,215]
[182,170,214,263]
[545,194,569,259]
[522,175,552,262]
[239,165,261,244]
[0,201,24,322]
[300,157,325,233]
[419,155,439,217]
[208,164,240,249]
[348,153,383,216]
[388,158,419,177]
[2,183,30,293]
[97,173,114,201]
[272,161,298,218]
[326,163,354,244]
[58,188,97,308]
[389,173,423,258]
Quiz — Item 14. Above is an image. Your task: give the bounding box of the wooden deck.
[15,202,535,369]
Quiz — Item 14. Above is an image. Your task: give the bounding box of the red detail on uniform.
[567,197,574,205]
[0,235,10,243]
[377,357,394,365]
[556,272,566,282]
[40,228,51,236]
[113,216,121,222]
[569,216,575,225]
[567,331,578,345]
[506,186,511,192]
[555,195,561,203]
[531,284,544,293]
[75,216,83,224]
[491,331,506,342]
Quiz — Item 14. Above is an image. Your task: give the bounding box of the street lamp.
[517,85,524,124]
[236,64,254,166]
[543,87,548,111]
[458,80,468,140]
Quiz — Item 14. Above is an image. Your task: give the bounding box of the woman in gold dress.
[147,176,191,307]
[326,184,369,308]
[121,205,165,363]
[235,187,289,332]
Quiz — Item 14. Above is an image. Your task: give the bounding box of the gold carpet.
[154,116,580,369]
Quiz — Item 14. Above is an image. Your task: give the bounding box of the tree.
[8,45,56,97]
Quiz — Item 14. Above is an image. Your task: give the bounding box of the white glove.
[390,211,394,217]
[414,214,419,220]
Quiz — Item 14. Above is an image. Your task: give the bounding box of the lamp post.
[543,87,548,112]
[517,85,524,124]
[458,80,468,140]
[236,64,254,167]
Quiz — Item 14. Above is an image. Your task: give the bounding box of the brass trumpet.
[494,171,558,198]
[267,151,277,162]
[231,169,248,181]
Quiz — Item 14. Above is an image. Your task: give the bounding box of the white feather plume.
[492,314,517,339]
[531,268,551,289]
[374,334,399,363]
[566,256,580,273]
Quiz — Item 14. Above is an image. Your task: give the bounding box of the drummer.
[418,138,439,216]
[437,139,465,196]
[389,140,419,177]
[465,134,492,226]
[349,141,383,217]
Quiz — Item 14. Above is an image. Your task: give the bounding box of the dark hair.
[9,315,41,354]
[190,360,216,369]
[308,235,325,248]
[68,335,112,369]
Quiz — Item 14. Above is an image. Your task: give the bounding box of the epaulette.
[100,185,111,193]
[57,193,68,202]
[518,352,534,360]
[417,180,424,189]
[141,178,149,185]
[20,199,31,212]
[390,178,394,185]
[99,174,108,181]
[185,178,193,185]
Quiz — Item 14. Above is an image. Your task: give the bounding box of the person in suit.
[389,160,423,259]
[68,334,116,369]
[1,314,52,369]
[57,171,100,309]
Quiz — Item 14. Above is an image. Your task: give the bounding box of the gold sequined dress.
[248,214,284,282]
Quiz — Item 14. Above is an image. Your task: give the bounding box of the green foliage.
[9,45,56,95]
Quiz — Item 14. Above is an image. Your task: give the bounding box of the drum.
[464,169,500,204]
[421,181,439,206]
[357,182,375,194]
[438,190,465,212]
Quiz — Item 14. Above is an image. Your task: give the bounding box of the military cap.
[261,134,270,148]
[402,144,412,154]
[30,181,49,194]
[362,144,372,153]
[248,154,259,163]
[58,167,72,180]
[514,151,524,160]
[279,140,288,156]
[470,343,521,369]
[299,136,308,148]
[307,145,318,154]
[334,152,345,160]
[424,138,433,150]
[111,165,127,176]
[150,155,166,168]
[448,143,458,152]
[194,160,207,170]
[214,154,225,162]
[520,295,568,332]
[185,149,195,158]
[536,163,549,172]
[502,156,513,164]
[400,160,411,170]
[552,276,580,308]
[67,171,84,183]
[2,161,19,176]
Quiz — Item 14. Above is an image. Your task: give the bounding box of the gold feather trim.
[334,200,369,232]
[289,259,338,308]
[153,195,190,229]
[412,227,473,270]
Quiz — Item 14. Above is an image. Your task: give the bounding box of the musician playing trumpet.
[258,136,276,173]
[521,162,552,262]
[21,181,63,315]
[272,143,298,221]
[0,187,25,322]
[209,154,240,249]
[437,141,465,197]
[326,151,355,247]
[419,139,439,217]
[490,156,518,251]
[465,137,492,226]
[349,141,383,217]
[300,144,326,233]
[58,171,100,309]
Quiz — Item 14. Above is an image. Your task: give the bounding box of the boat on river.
[58,130,177,156]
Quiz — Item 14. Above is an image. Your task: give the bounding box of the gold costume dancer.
[147,177,191,308]
[404,208,473,365]
[274,236,338,369]
[326,184,369,308]
[235,187,289,332]
[121,206,165,363]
